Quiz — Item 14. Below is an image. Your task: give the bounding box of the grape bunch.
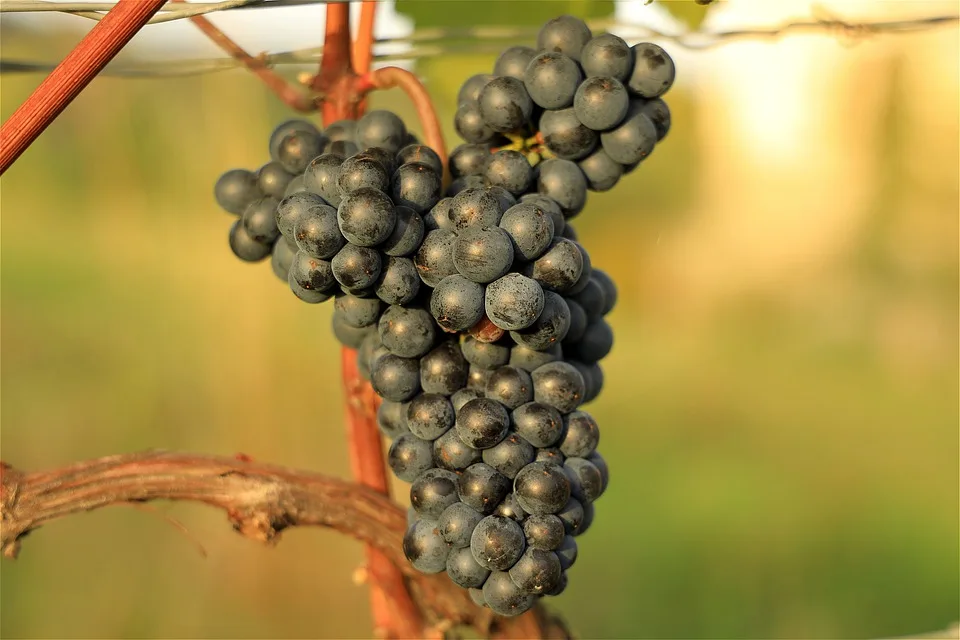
[451,14,674,207]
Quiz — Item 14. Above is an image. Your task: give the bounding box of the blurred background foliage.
[1,1,957,638]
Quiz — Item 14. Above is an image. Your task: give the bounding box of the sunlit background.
[1,1,957,638]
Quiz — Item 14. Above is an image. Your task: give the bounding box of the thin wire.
[0,0,341,24]
[1,13,957,77]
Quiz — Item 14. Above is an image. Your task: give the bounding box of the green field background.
[1,5,958,639]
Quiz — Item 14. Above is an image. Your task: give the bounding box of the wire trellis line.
[2,13,957,78]
[0,0,343,24]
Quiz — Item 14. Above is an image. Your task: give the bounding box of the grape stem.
[0,0,167,175]
[0,451,571,639]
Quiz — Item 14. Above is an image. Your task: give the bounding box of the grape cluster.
[452,15,674,206]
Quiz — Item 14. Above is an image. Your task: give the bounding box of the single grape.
[537,15,592,61]
[494,492,529,522]
[357,109,407,153]
[430,275,485,332]
[546,571,568,596]
[289,273,332,304]
[361,147,397,177]
[256,162,294,199]
[494,45,538,80]
[371,352,421,402]
[331,243,381,290]
[241,197,281,243]
[406,393,455,441]
[456,397,510,450]
[379,305,436,359]
[420,340,469,395]
[512,402,564,448]
[484,150,533,196]
[578,148,623,192]
[518,193,565,237]
[392,163,442,214]
[271,237,297,282]
[567,318,613,363]
[449,144,492,179]
[469,588,488,608]
[569,276,605,320]
[459,463,511,515]
[537,158,587,217]
[564,457,603,503]
[324,139,359,158]
[414,229,458,287]
[483,570,536,617]
[438,502,484,549]
[458,73,494,105]
[277,130,325,174]
[564,298,588,344]
[587,451,609,494]
[540,108,598,161]
[510,291,571,351]
[454,226,515,284]
[215,168,259,215]
[514,461,571,516]
[289,251,336,292]
[478,76,534,133]
[268,119,321,161]
[449,187,503,231]
[359,330,386,381]
[284,175,308,197]
[497,202,553,264]
[446,174,487,198]
[523,514,565,551]
[580,33,633,81]
[471,515,525,571]
[290,200,343,259]
[561,223,579,241]
[600,103,658,164]
[575,500,594,536]
[303,153,344,208]
[509,343,562,372]
[377,400,409,440]
[455,102,498,144]
[574,76,629,131]
[403,518,450,574]
[411,468,461,517]
[535,447,566,468]
[468,365,494,393]
[462,336,510,370]
[483,432,535,479]
[423,197,456,232]
[397,144,443,175]
[555,497,585,534]
[228,220,272,262]
[627,42,675,98]
[375,256,420,306]
[434,428,482,471]
[332,313,374,346]
[524,52,583,110]
[446,546,491,589]
[533,361,585,413]
[575,360,604,404]
[336,154,388,196]
[639,97,671,141]
[485,273,545,332]
[337,187,397,247]
[487,185,517,214]
[485,366,534,411]
[509,547,562,594]
[524,237,583,292]
[324,119,357,142]
[451,388,484,413]
[388,433,434,482]
[334,293,382,328]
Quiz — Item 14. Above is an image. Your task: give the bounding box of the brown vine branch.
[0,0,167,175]
[0,451,570,639]
[172,0,316,112]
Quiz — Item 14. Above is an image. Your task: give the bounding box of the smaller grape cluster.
[452,14,674,204]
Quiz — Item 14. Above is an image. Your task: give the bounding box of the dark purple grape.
[271,237,297,281]
[509,343,561,372]
[524,237,583,293]
[228,220,271,262]
[512,402,564,448]
[567,318,613,363]
[575,360,604,404]
[523,514,565,551]
[334,293,381,328]
[290,272,332,304]
[581,33,633,81]
[397,144,443,175]
[379,305,436,359]
[241,197,281,243]
[337,187,396,247]
[494,492,529,522]
[485,366,534,411]
[591,269,617,315]
[289,250,335,293]
[478,76,534,133]
[575,500,594,536]
[277,130,325,174]
[269,119,321,161]
[469,588,487,608]
[456,397,510,450]
[324,139,359,158]
[371,352,421,402]
[449,144,492,179]
[458,463,511,515]
[462,336,510,370]
[509,547,561,594]
[414,229,458,287]
[537,158,587,217]
[361,147,397,177]
[215,168,259,215]
[285,175,308,197]
[455,102,498,144]
[514,461,571,516]
[336,154,389,195]
[471,515,525,570]
[546,571,568,596]
[498,202,554,262]
[483,570,536,617]
[518,193,565,237]
[483,432,535,479]
[420,340,469,395]
[454,226,515,284]
[524,52,583,110]
[578,148,623,192]
[438,502,484,549]
[564,457,603,503]
[587,451,609,494]
[569,276,604,320]
[430,274,485,332]
[627,43,675,98]
[392,163,442,214]
[452,388,484,413]
[256,162,294,199]
[484,150,533,196]
[446,174,487,197]
[494,45,537,80]
[407,393,455,441]
[357,110,407,153]
[291,200,343,259]
[411,468,460,517]
[468,365,494,394]
[600,103,657,165]
[434,428,482,471]
[423,197,456,232]
[403,518,450,574]
[537,15,592,61]
[574,76,629,131]
[539,108,597,161]
[458,73,494,105]
[332,243,381,290]
[375,256,420,305]
[388,433,434,482]
[487,185,517,213]
[532,361,585,413]
[535,447,566,468]
[510,291,571,351]
[446,546,491,589]
[279,190,326,245]
[303,153,344,207]
[555,497,584,534]
[449,187,503,231]
[377,400,409,439]
[639,97,671,142]
[324,119,357,142]
[485,273,545,332]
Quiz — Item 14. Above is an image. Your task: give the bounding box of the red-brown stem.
[357,67,449,185]
[352,1,379,115]
[0,0,166,175]
[173,0,315,112]
[316,3,359,124]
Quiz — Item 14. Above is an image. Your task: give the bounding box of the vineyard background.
[1,1,957,638]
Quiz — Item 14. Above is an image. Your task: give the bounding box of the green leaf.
[396,0,614,30]
[659,0,714,31]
